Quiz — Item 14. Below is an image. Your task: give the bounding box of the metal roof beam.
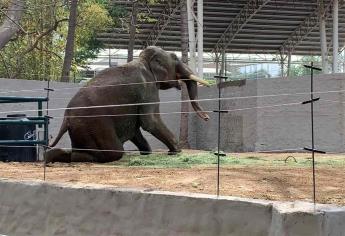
[212,0,271,54]
[142,0,180,48]
[278,0,340,55]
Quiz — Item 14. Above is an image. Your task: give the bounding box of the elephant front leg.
[141,115,181,155]
[131,129,152,155]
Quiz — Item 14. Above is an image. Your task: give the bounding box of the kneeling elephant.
[46,46,209,163]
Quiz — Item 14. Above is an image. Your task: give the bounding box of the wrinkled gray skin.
[46,46,209,163]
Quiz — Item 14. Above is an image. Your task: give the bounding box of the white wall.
[0,180,344,236]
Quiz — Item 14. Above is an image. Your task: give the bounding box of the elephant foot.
[168,149,181,155]
[44,149,72,163]
[140,150,152,155]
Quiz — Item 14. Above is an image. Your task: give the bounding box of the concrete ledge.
[0,179,344,236]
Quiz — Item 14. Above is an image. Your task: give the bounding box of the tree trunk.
[0,0,25,50]
[61,0,78,82]
[179,0,190,149]
[127,0,138,62]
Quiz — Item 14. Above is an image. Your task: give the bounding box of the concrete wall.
[1,74,345,153]
[0,179,344,236]
[191,73,345,152]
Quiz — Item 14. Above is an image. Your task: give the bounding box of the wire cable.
[0,97,303,116]
[49,101,302,119]
[0,144,304,155]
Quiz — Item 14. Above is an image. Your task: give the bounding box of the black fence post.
[43,79,54,181]
[302,62,325,204]
[213,75,228,196]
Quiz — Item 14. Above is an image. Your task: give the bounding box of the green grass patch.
[106,152,345,168]
[108,152,268,168]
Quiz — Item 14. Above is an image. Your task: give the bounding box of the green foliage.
[0,0,63,80]
[74,36,104,65]
[0,0,118,81]
[74,1,113,67]
[290,56,322,77]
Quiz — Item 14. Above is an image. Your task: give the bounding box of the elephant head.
[139,46,210,121]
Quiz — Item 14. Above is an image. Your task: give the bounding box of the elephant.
[45,46,210,163]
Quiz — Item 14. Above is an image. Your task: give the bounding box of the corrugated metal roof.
[97,0,344,55]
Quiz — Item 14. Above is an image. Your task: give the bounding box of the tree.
[61,0,78,82]
[179,0,190,149]
[0,0,25,50]
[0,0,114,81]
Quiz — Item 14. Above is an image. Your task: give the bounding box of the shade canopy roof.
[97,0,345,55]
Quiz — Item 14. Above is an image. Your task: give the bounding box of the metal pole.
[197,0,203,78]
[187,0,196,72]
[320,6,328,73]
[109,48,111,68]
[310,62,316,204]
[43,79,51,181]
[215,53,219,75]
[214,75,228,196]
[224,53,227,76]
[303,63,323,204]
[220,50,225,76]
[333,0,339,73]
[217,78,221,196]
[279,52,285,78]
[287,51,291,77]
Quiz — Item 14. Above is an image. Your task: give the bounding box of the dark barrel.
[0,114,37,162]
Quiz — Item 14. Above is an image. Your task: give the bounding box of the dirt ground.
[0,152,344,206]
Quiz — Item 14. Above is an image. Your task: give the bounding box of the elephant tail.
[49,117,68,147]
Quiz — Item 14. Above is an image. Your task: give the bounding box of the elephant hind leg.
[69,120,125,163]
[92,128,125,163]
[70,139,124,163]
[68,145,124,163]
[71,152,95,162]
[130,130,152,155]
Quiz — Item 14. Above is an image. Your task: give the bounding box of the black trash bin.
[0,114,37,162]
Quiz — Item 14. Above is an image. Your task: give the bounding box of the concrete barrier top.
[0,179,344,236]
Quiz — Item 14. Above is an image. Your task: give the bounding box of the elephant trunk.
[185,77,210,121]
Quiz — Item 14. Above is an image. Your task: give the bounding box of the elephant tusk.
[189,75,210,87]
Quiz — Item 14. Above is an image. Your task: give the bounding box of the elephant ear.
[149,55,169,82]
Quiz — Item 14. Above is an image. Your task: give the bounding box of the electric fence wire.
[0,99,311,154]
[1,90,344,119]
[3,85,345,117]
[2,78,345,101]
[0,98,304,118]
[0,144,305,155]
[0,78,199,94]
[1,79,345,155]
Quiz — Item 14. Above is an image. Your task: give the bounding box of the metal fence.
[0,67,345,205]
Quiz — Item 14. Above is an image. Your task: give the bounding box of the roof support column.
[278,51,286,78]
[215,53,220,75]
[333,0,339,73]
[287,51,291,77]
[343,50,345,73]
[319,1,329,74]
[197,0,203,78]
[224,53,227,76]
[187,0,196,72]
[220,49,225,76]
[280,59,284,78]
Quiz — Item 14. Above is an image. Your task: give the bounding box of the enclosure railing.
[0,96,49,146]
